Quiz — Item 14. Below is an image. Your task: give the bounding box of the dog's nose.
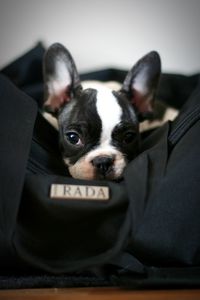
[91,156,114,176]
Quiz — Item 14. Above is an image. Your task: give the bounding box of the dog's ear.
[43,43,82,113]
[122,51,161,120]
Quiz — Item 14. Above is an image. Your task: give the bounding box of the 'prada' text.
[50,184,109,201]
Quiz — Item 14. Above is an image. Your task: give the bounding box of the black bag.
[0,44,200,289]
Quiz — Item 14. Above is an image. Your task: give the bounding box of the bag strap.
[168,83,200,147]
[168,103,200,147]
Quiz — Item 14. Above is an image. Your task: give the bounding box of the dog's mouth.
[93,168,120,181]
[69,168,124,181]
[64,153,127,181]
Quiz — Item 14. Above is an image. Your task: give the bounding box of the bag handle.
[168,84,200,147]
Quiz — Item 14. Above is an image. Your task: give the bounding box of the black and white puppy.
[43,43,161,180]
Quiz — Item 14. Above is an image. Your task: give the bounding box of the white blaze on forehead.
[96,87,122,144]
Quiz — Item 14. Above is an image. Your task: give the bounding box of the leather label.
[50,184,110,201]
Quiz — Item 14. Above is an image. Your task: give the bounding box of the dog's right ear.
[43,43,82,113]
[121,51,161,121]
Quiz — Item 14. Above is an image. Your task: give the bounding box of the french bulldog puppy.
[43,43,161,180]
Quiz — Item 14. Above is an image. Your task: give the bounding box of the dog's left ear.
[122,51,161,120]
[43,43,82,113]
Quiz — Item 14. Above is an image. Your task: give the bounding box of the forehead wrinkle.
[96,87,122,144]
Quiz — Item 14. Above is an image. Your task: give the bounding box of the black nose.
[91,156,114,176]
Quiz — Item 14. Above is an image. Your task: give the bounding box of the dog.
[43,43,161,180]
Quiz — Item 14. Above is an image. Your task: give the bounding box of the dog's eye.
[123,132,136,144]
[66,131,82,146]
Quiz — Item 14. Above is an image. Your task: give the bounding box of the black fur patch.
[58,89,102,164]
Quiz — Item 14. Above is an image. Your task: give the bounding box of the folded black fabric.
[1,42,45,106]
[0,74,38,272]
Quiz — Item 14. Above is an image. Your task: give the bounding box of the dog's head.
[43,43,161,180]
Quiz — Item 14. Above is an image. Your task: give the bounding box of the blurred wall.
[0,0,200,73]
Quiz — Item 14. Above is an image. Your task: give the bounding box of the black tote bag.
[0,44,200,289]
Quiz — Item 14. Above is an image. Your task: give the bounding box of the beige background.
[0,0,200,73]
